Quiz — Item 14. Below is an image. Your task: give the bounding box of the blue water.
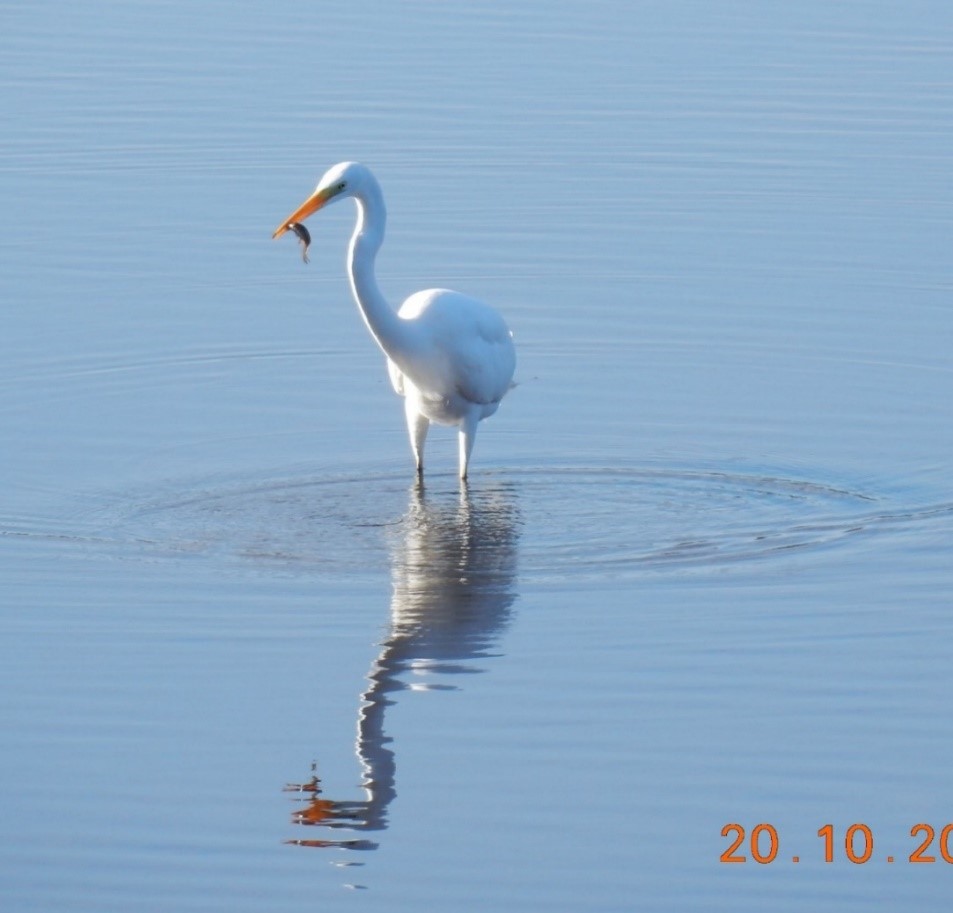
[3,2,953,910]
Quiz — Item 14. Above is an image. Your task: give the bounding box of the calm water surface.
[3,1,953,910]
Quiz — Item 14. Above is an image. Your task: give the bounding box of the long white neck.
[347,184,415,363]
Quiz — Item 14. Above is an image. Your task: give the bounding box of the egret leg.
[458,412,479,480]
[404,399,430,475]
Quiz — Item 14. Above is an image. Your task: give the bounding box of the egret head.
[272,161,373,239]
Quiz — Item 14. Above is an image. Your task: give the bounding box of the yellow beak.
[272,186,335,239]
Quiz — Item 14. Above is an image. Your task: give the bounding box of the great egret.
[273,162,516,480]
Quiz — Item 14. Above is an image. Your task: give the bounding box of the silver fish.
[287,221,311,264]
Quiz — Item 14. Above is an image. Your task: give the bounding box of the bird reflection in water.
[285,478,520,849]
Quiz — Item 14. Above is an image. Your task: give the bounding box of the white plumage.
[274,162,516,479]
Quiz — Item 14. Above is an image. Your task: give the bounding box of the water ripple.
[5,462,938,580]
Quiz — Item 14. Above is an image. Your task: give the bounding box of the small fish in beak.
[287,221,311,264]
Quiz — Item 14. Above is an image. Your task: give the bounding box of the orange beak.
[272,186,335,239]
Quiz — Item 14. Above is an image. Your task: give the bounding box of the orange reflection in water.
[284,764,379,850]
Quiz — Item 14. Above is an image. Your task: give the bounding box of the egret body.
[273,162,516,480]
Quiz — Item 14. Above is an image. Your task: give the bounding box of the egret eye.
[336,182,346,191]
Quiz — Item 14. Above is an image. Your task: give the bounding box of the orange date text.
[720,822,953,865]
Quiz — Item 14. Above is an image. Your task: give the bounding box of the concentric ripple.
[47,462,949,581]
[515,466,881,578]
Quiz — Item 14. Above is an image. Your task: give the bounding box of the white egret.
[273,162,516,480]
